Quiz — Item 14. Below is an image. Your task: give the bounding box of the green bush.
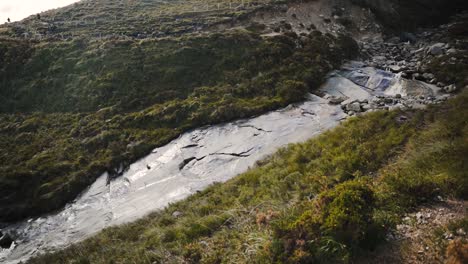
[272,179,383,263]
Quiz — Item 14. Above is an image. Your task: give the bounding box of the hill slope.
[0,0,362,221]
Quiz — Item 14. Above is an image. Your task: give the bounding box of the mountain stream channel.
[0,61,447,263]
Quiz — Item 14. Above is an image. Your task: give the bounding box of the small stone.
[444,84,457,93]
[445,232,454,239]
[412,73,421,80]
[347,102,362,112]
[384,98,394,104]
[456,228,466,236]
[172,211,183,218]
[362,104,372,111]
[427,43,445,55]
[398,115,408,122]
[422,73,435,80]
[389,65,402,72]
[416,212,424,219]
[328,96,346,105]
[395,94,402,99]
[447,48,457,54]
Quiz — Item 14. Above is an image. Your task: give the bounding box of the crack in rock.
[238,125,272,133]
[178,156,206,170]
[209,147,254,158]
[300,109,316,116]
[181,144,199,149]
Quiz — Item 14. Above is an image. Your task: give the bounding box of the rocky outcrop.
[359,12,468,99]
[352,0,468,31]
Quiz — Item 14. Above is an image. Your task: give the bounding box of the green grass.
[0,0,283,39]
[28,90,468,263]
[0,29,358,221]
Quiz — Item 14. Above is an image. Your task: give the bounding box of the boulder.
[389,65,402,72]
[328,96,346,105]
[422,73,435,80]
[447,48,457,54]
[361,104,372,111]
[346,102,362,112]
[427,43,445,55]
[444,84,457,93]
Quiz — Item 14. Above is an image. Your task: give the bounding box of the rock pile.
[359,13,468,96]
[336,94,449,116]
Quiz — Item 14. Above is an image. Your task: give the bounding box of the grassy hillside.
[29,90,468,264]
[0,14,358,221]
[0,0,282,39]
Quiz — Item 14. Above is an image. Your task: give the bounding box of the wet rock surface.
[1,93,346,263]
[318,61,447,117]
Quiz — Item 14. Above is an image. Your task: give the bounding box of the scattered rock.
[328,96,346,105]
[422,73,435,80]
[347,102,362,112]
[447,48,457,54]
[456,228,466,236]
[444,84,457,93]
[172,211,183,218]
[428,43,446,55]
[389,65,402,72]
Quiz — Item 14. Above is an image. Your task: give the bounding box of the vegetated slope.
[28,89,468,264]
[0,0,359,222]
[1,0,281,39]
